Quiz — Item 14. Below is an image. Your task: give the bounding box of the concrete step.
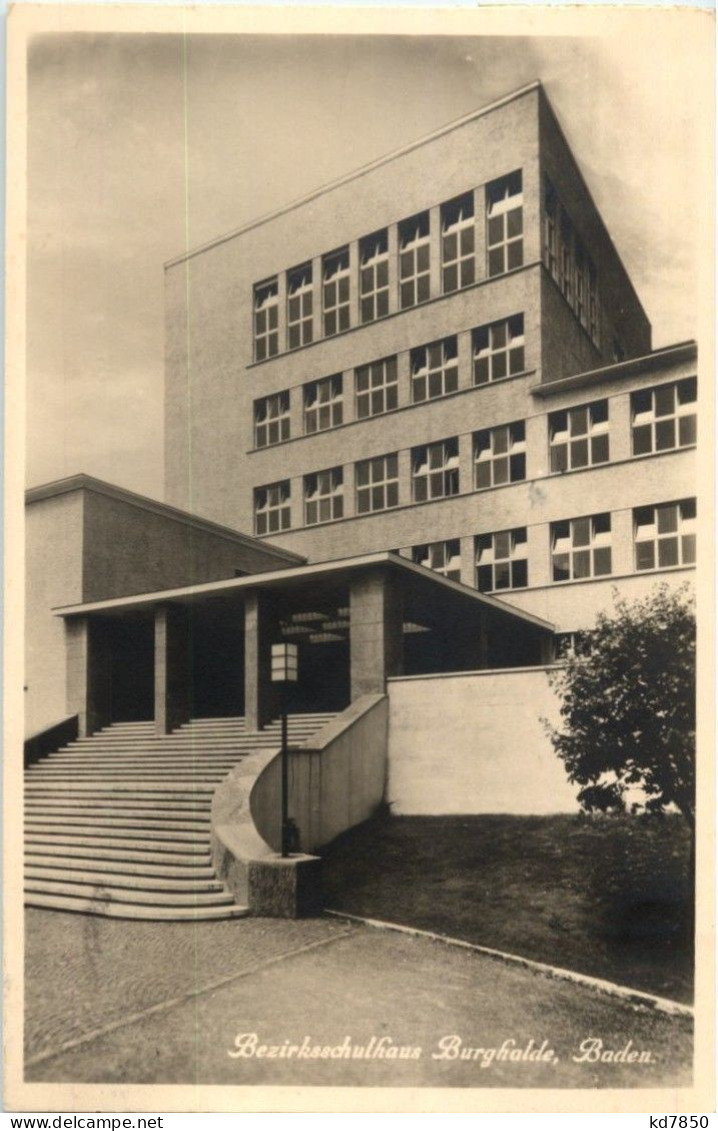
[23,892,249,920]
[25,853,218,878]
[25,824,209,844]
[25,832,211,854]
[25,842,212,866]
[24,813,210,831]
[25,866,226,892]
[24,798,212,814]
[25,783,217,796]
[24,878,235,907]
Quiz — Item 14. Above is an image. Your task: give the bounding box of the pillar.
[154,604,191,736]
[349,568,403,700]
[66,615,111,737]
[244,591,279,731]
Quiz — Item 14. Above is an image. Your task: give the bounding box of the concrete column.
[342,461,356,521]
[66,615,111,737]
[530,522,553,589]
[526,412,548,480]
[428,205,441,301]
[154,604,191,735]
[398,446,413,508]
[289,382,304,440]
[350,568,404,699]
[396,347,413,410]
[611,505,635,577]
[289,474,303,530]
[244,591,279,731]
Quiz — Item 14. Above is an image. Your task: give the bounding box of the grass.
[320,813,694,1004]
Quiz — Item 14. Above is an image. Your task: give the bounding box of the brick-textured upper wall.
[164,87,543,522]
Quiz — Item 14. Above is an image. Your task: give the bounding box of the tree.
[546,584,696,827]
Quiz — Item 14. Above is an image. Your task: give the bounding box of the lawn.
[320,813,693,1004]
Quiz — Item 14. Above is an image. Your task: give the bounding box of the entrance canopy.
[55,552,554,736]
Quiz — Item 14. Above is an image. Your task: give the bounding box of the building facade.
[163,81,696,640]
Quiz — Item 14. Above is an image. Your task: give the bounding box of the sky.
[26,18,710,498]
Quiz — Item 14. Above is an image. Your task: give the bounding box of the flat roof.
[530,340,697,399]
[165,80,542,269]
[53,550,554,633]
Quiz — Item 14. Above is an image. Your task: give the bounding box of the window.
[253,279,279,361]
[551,514,612,582]
[544,179,559,281]
[473,315,525,385]
[575,239,587,328]
[474,422,526,489]
[399,211,430,309]
[486,171,523,277]
[588,260,600,347]
[549,400,609,472]
[323,248,350,336]
[287,264,313,349]
[304,375,343,434]
[304,467,344,526]
[554,631,593,658]
[356,356,398,419]
[632,378,697,455]
[411,337,458,403]
[634,499,696,571]
[412,438,460,503]
[476,528,528,592]
[559,209,573,304]
[254,390,290,448]
[359,230,389,323]
[441,192,475,293]
[412,539,461,581]
[254,481,291,536]
[356,453,399,514]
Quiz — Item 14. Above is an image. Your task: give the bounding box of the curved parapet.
[211,695,388,912]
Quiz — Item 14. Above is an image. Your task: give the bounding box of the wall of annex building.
[386,666,578,814]
[164,87,544,523]
[81,488,292,603]
[25,492,84,734]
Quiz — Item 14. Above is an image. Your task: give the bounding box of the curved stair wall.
[210,695,388,910]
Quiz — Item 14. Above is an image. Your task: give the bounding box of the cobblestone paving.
[24,908,348,1061]
[25,910,692,1089]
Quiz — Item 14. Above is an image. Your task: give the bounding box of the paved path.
[25,909,692,1089]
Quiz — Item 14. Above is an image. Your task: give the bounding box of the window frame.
[304,374,344,435]
[633,498,696,572]
[412,539,462,581]
[476,527,528,593]
[551,513,612,583]
[411,336,459,403]
[355,452,400,515]
[286,263,313,350]
[441,191,476,294]
[549,399,610,473]
[304,466,344,526]
[355,356,399,420]
[359,229,390,324]
[253,278,279,362]
[254,389,290,449]
[254,480,291,536]
[486,171,524,278]
[322,247,351,337]
[631,378,697,457]
[398,211,431,310]
[473,314,525,385]
[411,437,460,504]
[473,421,527,490]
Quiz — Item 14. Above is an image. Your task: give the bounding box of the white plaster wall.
[387,667,578,814]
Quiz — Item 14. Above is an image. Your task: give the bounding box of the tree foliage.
[546,584,696,826]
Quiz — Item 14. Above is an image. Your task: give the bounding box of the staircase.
[24,713,335,920]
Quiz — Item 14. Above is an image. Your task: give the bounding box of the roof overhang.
[53,551,554,634]
[530,341,697,400]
